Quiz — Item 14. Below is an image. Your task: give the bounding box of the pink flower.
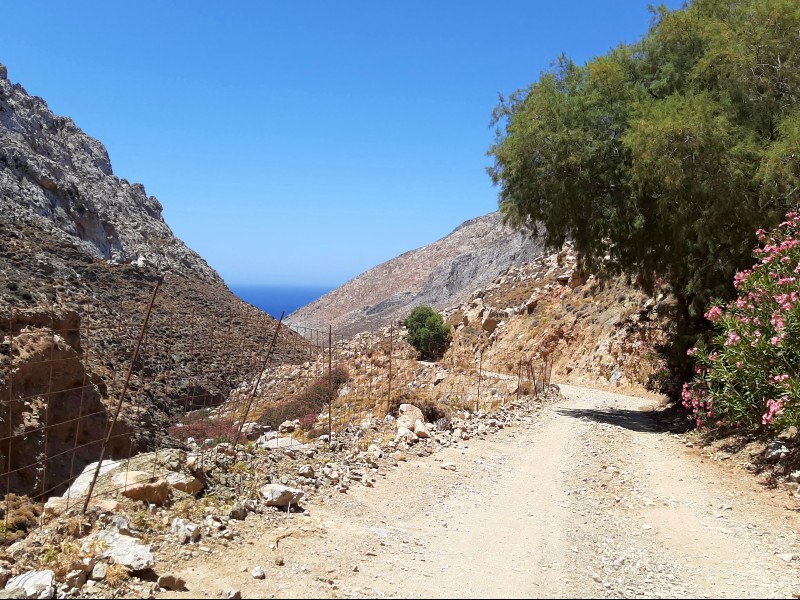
[725,332,740,346]
[705,306,723,321]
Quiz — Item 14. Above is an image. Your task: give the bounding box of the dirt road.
[158,385,800,598]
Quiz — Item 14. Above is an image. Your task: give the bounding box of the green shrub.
[404,306,451,360]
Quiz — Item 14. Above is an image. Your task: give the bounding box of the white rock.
[5,570,56,599]
[251,566,266,579]
[260,484,304,507]
[81,531,154,571]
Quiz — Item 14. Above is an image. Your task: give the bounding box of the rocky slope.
[0,64,218,283]
[0,64,308,499]
[286,212,544,336]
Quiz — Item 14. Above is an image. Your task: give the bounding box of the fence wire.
[1,284,552,544]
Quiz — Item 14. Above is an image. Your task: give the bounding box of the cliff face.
[0,63,218,283]
[287,212,545,336]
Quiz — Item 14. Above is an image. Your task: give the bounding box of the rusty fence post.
[82,277,161,515]
[327,325,332,441]
[232,312,284,453]
[387,323,393,416]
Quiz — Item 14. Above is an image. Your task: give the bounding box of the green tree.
[404,306,451,360]
[488,0,800,370]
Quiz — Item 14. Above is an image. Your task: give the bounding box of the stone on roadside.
[65,569,86,589]
[251,566,266,579]
[260,484,304,507]
[441,463,457,471]
[395,427,419,444]
[90,563,107,581]
[171,518,201,544]
[298,464,314,478]
[396,403,425,431]
[157,574,187,591]
[413,419,430,438]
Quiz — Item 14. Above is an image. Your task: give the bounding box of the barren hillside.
[286,213,544,336]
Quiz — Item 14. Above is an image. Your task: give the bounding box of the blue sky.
[3,1,683,287]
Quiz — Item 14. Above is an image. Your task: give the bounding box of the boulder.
[413,419,430,438]
[396,404,424,430]
[112,471,170,506]
[260,484,304,508]
[5,570,55,599]
[165,472,204,496]
[278,419,299,433]
[81,531,154,571]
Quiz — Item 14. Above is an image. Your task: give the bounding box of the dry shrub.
[0,493,42,545]
[105,562,130,586]
[259,366,349,430]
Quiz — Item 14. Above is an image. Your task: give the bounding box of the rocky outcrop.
[287,213,544,336]
[0,64,218,283]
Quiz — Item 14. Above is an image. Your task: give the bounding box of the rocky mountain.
[287,212,545,336]
[0,64,308,498]
[0,64,218,283]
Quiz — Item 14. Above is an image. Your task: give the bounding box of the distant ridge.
[287,212,544,336]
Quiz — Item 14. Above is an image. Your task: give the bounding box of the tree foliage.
[404,306,451,360]
[488,0,800,334]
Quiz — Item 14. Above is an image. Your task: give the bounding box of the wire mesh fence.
[1,283,553,544]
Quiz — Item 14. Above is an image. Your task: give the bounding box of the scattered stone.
[275,556,285,566]
[157,574,187,591]
[766,442,789,462]
[441,463,457,471]
[172,518,202,544]
[251,566,266,579]
[298,464,314,478]
[65,569,86,589]
[90,563,107,581]
[224,590,242,599]
[228,503,247,521]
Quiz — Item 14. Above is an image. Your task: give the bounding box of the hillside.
[0,64,309,499]
[286,212,544,336]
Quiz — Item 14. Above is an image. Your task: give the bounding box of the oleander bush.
[683,211,800,429]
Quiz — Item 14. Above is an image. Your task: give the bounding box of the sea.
[230,284,332,319]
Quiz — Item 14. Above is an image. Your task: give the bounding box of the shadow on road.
[556,407,667,433]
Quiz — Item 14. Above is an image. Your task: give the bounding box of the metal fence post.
[82,277,161,514]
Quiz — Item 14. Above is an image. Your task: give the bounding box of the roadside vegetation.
[489,0,800,415]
